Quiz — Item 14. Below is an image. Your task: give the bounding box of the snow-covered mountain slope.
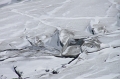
[0,0,120,79]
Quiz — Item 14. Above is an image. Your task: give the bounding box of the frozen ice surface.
[0,0,120,79]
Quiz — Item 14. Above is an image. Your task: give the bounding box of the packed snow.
[0,0,120,79]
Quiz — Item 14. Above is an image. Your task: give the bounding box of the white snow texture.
[0,0,120,79]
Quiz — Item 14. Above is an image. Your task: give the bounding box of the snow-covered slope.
[0,0,120,79]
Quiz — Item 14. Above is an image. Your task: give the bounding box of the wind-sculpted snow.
[0,0,120,79]
[0,0,30,8]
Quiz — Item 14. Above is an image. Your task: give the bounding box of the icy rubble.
[0,0,120,79]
